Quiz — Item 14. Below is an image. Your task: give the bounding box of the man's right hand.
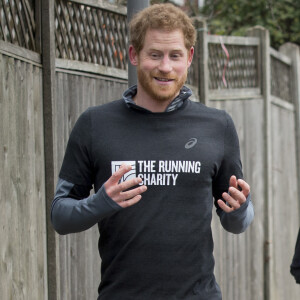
[104,164,147,208]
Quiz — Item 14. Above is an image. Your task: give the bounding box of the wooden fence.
[1,1,300,299]
[0,41,47,299]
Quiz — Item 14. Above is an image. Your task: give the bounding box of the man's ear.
[129,45,138,66]
[187,46,194,68]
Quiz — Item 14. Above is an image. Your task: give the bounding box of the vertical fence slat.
[280,43,300,218]
[41,1,57,300]
[247,26,274,300]
[195,18,208,105]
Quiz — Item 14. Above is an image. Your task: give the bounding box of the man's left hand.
[217,175,250,213]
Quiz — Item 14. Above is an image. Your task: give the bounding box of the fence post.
[247,26,273,300]
[127,0,150,87]
[279,43,300,218]
[194,18,209,105]
[41,0,57,299]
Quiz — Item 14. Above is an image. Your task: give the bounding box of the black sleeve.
[51,109,123,234]
[59,108,94,187]
[212,112,254,233]
[212,112,243,204]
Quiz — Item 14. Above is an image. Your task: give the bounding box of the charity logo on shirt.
[111,160,201,186]
[111,161,137,182]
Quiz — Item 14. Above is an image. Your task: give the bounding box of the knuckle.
[112,172,120,180]
[118,182,126,191]
[129,178,138,187]
[139,185,147,193]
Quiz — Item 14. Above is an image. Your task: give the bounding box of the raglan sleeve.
[51,109,122,235]
[212,112,254,234]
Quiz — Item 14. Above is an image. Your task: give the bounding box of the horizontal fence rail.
[54,0,128,69]
[0,0,36,51]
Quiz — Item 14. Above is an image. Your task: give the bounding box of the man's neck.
[133,89,178,113]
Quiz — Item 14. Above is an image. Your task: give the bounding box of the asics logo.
[185,138,197,149]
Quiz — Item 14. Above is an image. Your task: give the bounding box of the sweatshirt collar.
[123,85,192,113]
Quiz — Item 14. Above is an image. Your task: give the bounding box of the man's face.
[130,29,194,105]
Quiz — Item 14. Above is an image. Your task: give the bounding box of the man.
[291,228,300,284]
[51,3,254,299]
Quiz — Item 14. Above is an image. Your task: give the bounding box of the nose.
[158,55,172,73]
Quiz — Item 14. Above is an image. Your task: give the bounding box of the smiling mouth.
[155,77,174,82]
